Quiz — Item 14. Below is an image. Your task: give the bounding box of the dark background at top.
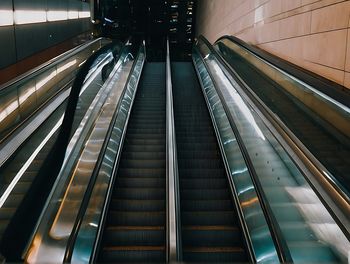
[93,0,196,61]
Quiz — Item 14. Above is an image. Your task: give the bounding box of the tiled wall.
[197,0,350,89]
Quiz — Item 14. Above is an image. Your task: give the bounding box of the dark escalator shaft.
[172,62,248,262]
[98,63,166,262]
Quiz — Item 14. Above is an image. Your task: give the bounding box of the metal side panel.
[70,44,146,263]
[192,48,279,263]
[196,38,350,263]
[23,48,134,264]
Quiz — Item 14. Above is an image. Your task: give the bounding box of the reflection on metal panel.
[25,49,134,264]
[193,50,279,263]
[217,39,350,142]
[0,89,20,134]
[0,39,101,143]
[0,10,14,26]
[197,39,350,263]
[71,46,145,263]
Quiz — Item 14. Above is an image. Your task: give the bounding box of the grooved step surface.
[98,62,166,263]
[172,62,248,262]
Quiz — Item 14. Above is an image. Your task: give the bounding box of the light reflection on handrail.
[197,36,350,262]
[166,37,180,262]
[24,45,131,263]
[192,46,279,263]
[214,36,350,236]
[0,114,64,208]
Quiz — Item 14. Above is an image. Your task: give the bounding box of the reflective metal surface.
[192,48,279,263]
[213,37,350,234]
[197,38,350,263]
[24,48,133,264]
[0,53,114,216]
[216,39,350,137]
[166,39,180,262]
[0,38,104,143]
[70,44,145,264]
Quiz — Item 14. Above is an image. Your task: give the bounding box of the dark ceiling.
[93,0,196,60]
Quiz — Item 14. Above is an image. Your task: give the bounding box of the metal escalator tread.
[172,62,248,262]
[98,63,166,263]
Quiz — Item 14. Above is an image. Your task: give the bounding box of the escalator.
[214,38,350,193]
[0,57,113,239]
[10,37,348,264]
[172,62,248,262]
[98,62,167,262]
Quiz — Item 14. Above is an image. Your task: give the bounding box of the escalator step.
[123,139,165,146]
[178,159,223,169]
[104,226,165,246]
[178,150,220,159]
[113,188,165,200]
[125,133,165,140]
[182,226,242,247]
[100,246,165,262]
[118,168,165,178]
[177,143,220,151]
[182,211,236,226]
[107,211,165,226]
[177,137,218,144]
[117,178,165,188]
[110,199,165,212]
[127,123,165,129]
[173,62,247,262]
[123,144,165,152]
[180,178,228,189]
[180,189,231,200]
[179,168,225,178]
[122,151,165,160]
[119,159,165,169]
[183,247,246,262]
[181,200,233,211]
[126,128,165,134]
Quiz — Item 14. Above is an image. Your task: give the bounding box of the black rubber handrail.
[197,35,293,263]
[63,39,140,262]
[0,40,121,262]
[217,35,350,108]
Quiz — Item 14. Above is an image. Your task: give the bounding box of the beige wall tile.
[196,0,349,87]
[280,12,311,39]
[255,20,280,43]
[302,0,321,6]
[302,60,345,84]
[264,0,282,18]
[281,0,302,12]
[311,1,350,33]
[345,29,350,72]
[344,72,350,89]
[303,29,347,70]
